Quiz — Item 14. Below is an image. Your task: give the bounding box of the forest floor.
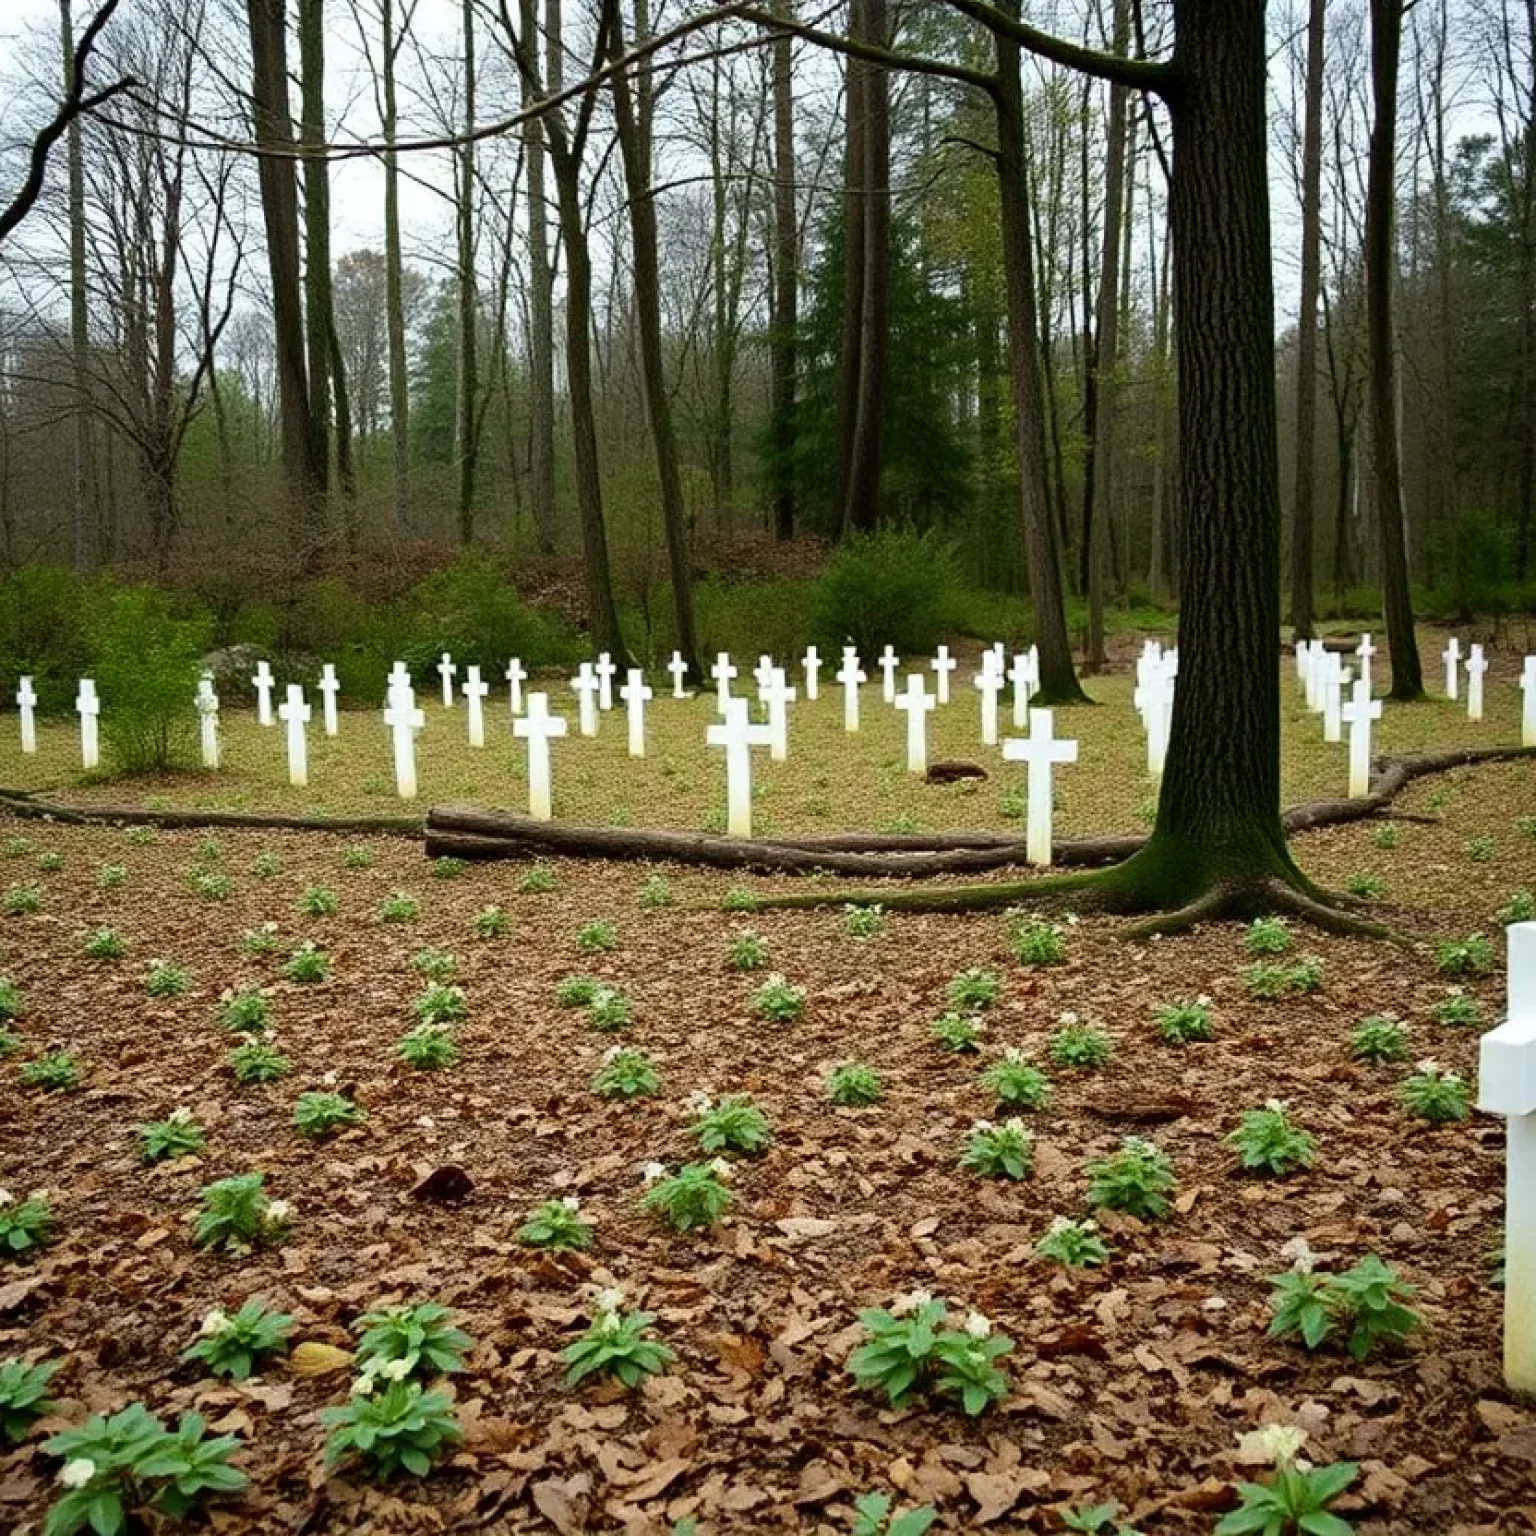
[0,736,1533,1532]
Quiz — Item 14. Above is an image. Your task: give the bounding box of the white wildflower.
[708,1157,732,1180]
[1280,1235,1316,1274]
[1264,1098,1287,1114]
[685,1090,714,1115]
[378,1356,413,1382]
[1003,1046,1024,1063]
[1047,1216,1072,1236]
[641,1161,667,1186]
[594,1286,625,1316]
[199,1307,232,1338]
[603,1045,623,1063]
[1253,1422,1308,1468]
[1416,1059,1441,1075]
[168,1106,193,1125]
[321,1070,338,1087]
[1196,994,1212,1007]
[0,1190,12,1207]
[1003,1117,1027,1135]
[971,1119,994,1133]
[59,1459,97,1490]
[1057,1010,1079,1026]
[964,1310,992,1340]
[264,1198,292,1226]
[350,1370,377,1397]
[561,1195,581,1212]
[1065,913,1080,926]
[891,1289,933,1317]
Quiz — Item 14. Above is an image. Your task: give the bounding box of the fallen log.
[0,788,421,836]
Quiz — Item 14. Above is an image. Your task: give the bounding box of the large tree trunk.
[299,0,333,511]
[520,0,557,555]
[456,0,478,545]
[1365,0,1423,699]
[382,0,411,535]
[1287,0,1326,641]
[61,0,93,572]
[607,0,700,674]
[993,2,1087,703]
[832,0,868,533]
[769,0,797,541]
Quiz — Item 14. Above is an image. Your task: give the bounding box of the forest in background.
[0,0,1532,684]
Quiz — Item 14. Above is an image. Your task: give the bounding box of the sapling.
[145,958,190,997]
[1035,1216,1110,1268]
[1085,1137,1176,1219]
[848,1492,937,1536]
[1244,916,1291,955]
[181,1298,292,1380]
[354,1301,470,1380]
[297,886,338,917]
[293,1091,365,1139]
[1351,1016,1409,1063]
[753,974,805,1022]
[83,927,126,960]
[847,1293,1014,1416]
[640,1161,732,1231]
[0,1356,56,1442]
[1267,1254,1418,1360]
[690,1093,771,1154]
[227,1038,291,1085]
[639,874,673,909]
[474,905,507,938]
[0,1192,53,1257]
[1432,988,1484,1028]
[1435,934,1494,977]
[519,1196,592,1250]
[413,983,466,1027]
[727,931,769,970]
[1154,995,1213,1043]
[947,968,1001,1011]
[1228,1101,1316,1177]
[98,863,128,889]
[396,1024,458,1070]
[138,1108,206,1163]
[1399,1060,1471,1122]
[979,1049,1052,1111]
[410,947,457,982]
[193,1173,289,1251]
[576,919,618,953]
[827,1061,883,1106]
[321,1379,461,1480]
[1049,1017,1113,1069]
[23,1051,80,1091]
[562,1288,674,1387]
[587,986,632,1032]
[218,986,272,1033]
[961,1118,1034,1180]
[931,1012,983,1052]
[518,864,557,893]
[1008,914,1066,966]
[4,884,41,915]
[1215,1424,1357,1536]
[377,892,420,922]
[593,1046,660,1098]
[844,903,887,938]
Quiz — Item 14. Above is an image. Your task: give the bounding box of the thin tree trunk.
[329,318,358,554]
[833,0,869,534]
[382,0,411,534]
[520,0,557,554]
[299,0,333,517]
[456,0,478,544]
[61,0,92,572]
[769,0,797,540]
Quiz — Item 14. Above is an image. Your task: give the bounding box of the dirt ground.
[0,670,1533,1531]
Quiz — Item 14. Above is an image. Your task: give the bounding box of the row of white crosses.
[1296,638,1382,796]
[1443,636,1492,721]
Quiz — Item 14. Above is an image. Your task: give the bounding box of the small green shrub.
[1085,1137,1176,1219]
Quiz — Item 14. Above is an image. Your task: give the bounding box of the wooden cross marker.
[754,654,776,693]
[1340,678,1382,798]
[1009,650,1036,728]
[895,673,935,775]
[620,668,652,757]
[1002,707,1078,867]
[1134,662,1175,779]
[1355,632,1376,693]
[1323,655,1353,744]
[277,683,311,788]
[513,691,568,820]
[707,696,772,837]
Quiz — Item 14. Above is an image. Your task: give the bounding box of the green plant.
[727,930,769,970]
[138,1109,206,1163]
[44,1404,246,1533]
[429,856,467,881]
[1035,1216,1110,1268]
[1061,1501,1143,1534]
[293,1090,365,1139]
[181,1298,292,1381]
[576,919,618,953]
[641,1161,732,1231]
[227,1038,291,1086]
[0,1356,56,1442]
[1154,995,1213,1043]
[83,927,126,961]
[1243,957,1324,999]
[518,864,557,893]
[378,892,420,923]
[4,883,41,915]
[1049,1018,1113,1069]
[413,982,466,1027]
[557,975,602,1007]
[1372,822,1399,850]
[1343,870,1384,899]
[562,1289,674,1387]
[844,903,886,939]
[23,1051,80,1091]
[593,1045,660,1098]
[239,922,281,957]
[279,942,329,984]
[0,977,22,1022]
[1216,1455,1358,1536]
[1499,890,1536,924]
[36,851,62,872]
[250,852,281,879]
[297,886,338,917]
[639,874,673,909]
[947,968,1001,1011]
[410,947,457,983]
[218,986,272,1034]
[145,958,190,997]
[1464,834,1495,863]
[827,1061,883,1106]
[691,1093,771,1154]
[1351,1016,1408,1062]
[846,1293,1013,1415]
[519,1196,592,1250]
[1008,913,1066,966]
[587,986,632,1031]
[1432,988,1484,1027]
[1400,1060,1471,1122]
[125,825,156,846]
[97,863,128,889]
[931,1012,982,1052]
[1519,815,1536,839]
[321,1378,461,1480]
[849,1492,937,1536]
[1085,1137,1176,1219]
[1228,1102,1316,1177]
[979,1049,1051,1111]
[1245,917,1291,955]
[811,526,959,656]
[189,869,232,902]
[474,905,507,937]
[343,843,374,869]
[753,974,805,1022]
[355,1301,471,1380]
[193,1173,289,1250]
[396,1024,458,1070]
[2,836,31,858]
[0,1192,53,1257]
[722,885,758,912]
[961,1117,1033,1179]
[1268,1255,1419,1361]
[1435,934,1494,977]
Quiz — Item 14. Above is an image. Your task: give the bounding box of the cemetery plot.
[0,759,1532,1532]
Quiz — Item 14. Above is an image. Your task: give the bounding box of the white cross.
[1522,657,1536,748]
[973,662,1005,747]
[707,696,772,838]
[989,642,1006,678]
[252,660,275,727]
[15,676,37,755]
[1009,650,1036,729]
[437,653,457,708]
[195,673,220,770]
[1443,636,1461,701]
[931,644,957,705]
[754,654,776,693]
[387,661,411,697]
[504,657,527,717]
[513,691,568,820]
[594,652,618,711]
[761,667,797,763]
[803,646,821,701]
[1304,641,1327,713]
[619,668,652,757]
[1340,678,1383,798]
[1355,633,1377,693]
[837,653,866,733]
[711,652,738,715]
[1002,708,1079,868]
[894,673,935,775]
[277,683,311,788]
[1478,922,1536,1392]
[1466,643,1489,722]
[383,684,425,800]
[878,645,899,704]
[75,678,100,770]
[318,663,341,738]
[571,663,601,737]
[1323,655,1353,744]
[462,664,489,747]
[667,651,691,699]
[1293,637,1308,686]
[1134,663,1175,779]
